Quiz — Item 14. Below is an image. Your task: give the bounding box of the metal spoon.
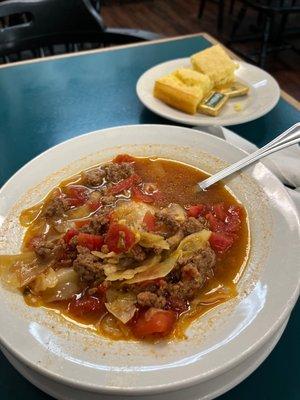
[198,123,300,191]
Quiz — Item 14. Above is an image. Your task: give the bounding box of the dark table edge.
[0,32,299,112]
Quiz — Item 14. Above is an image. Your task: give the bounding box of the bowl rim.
[0,124,299,395]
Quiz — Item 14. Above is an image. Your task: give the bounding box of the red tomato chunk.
[113,154,135,164]
[68,296,104,317]
[186,204,205,218]
[65,185,88,207]
[143,212,156,231]
[77,233,103,251]
[63,228,79,244]
[132,186,155,203]
[105,223,135,253]
[109,174,141,195]
[209,232,234,254]
[132,308,177,338]
[87,199,102,212]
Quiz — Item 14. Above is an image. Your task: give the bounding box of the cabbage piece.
[102,264,119,276]
[126,250,182,284]
[92,251,118,259]
[32,267,58,292]
[106,255,161,281]
[0,252,36,268]
[42,268,80,302]
[178,230,211,255]
[52,220,74,234]
[0,252,50,289]
[67,204,91,220]
[138,232,170,250]
[111,201,155,229]
[165,203,186,223]
[167,230,185,250]
[105,289,137,324]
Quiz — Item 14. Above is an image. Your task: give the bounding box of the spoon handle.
[198,123,300,191]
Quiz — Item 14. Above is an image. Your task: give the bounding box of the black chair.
[0,0,161,64]
[228,0,300,67]
[198,0,237,34]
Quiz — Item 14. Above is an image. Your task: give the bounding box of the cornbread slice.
[173,68,213,97]
[191,45,238,87]
[153,68,212,114]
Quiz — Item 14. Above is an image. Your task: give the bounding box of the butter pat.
[198,92,229,116]
[219,82,249,98]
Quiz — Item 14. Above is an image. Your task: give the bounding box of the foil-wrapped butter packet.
[219,82,249,98]
[198,92,229,116]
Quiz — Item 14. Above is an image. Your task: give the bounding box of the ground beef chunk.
[181,265,201,279]
[80,213,110,235]
[155,210,180,233]
[167,230,185,249]
[137,291,167,309]
[99,190,116,205]
[33,238,64,261]
[129,245,147,262]
[181,217,208,236]
[177,247,216,279]
[81,168,105,187]
[104,162,134,183]
[137,247,216,304]
[167,280,201,301]
[44,197,69,218]
[73,246,105,284]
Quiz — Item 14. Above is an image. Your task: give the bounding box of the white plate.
[136,58,280,126]
[0,125,299,396]
[1,317,289,400]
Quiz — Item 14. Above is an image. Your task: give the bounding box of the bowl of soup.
[0,125,299,398]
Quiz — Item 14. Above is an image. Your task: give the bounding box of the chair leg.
[278,12,289,42]
[259,15,272,68]
[218,0,225,34]
[229,0,235,14]
[229,3,247,43]
[198,0,207,19]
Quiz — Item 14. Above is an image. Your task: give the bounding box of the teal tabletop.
[0,33,299,399]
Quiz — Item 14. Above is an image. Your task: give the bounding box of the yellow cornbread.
[154,68,213,114]
[191,44,238,87]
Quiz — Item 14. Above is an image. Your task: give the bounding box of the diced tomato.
[87,198,102,212]
[74,219,92,229]
[65,185,88,207]
[63,228,79,244]
[143,211,156,231]
[77,233,103,251]
[68,295,105,317]
[212,203,227,221]
[105,223,135,253]
[168,297,189,314]
[113,154,135,164]
[97,282,110,296]
[224,206,242,234]
[209,232,234,254]
[186,204,205,218]
[205,212,226,232]
[225,215,240,234]
[132,186,155,203]
[132,308,177,338]
[109,174,141,195]
[228,205,243,217]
